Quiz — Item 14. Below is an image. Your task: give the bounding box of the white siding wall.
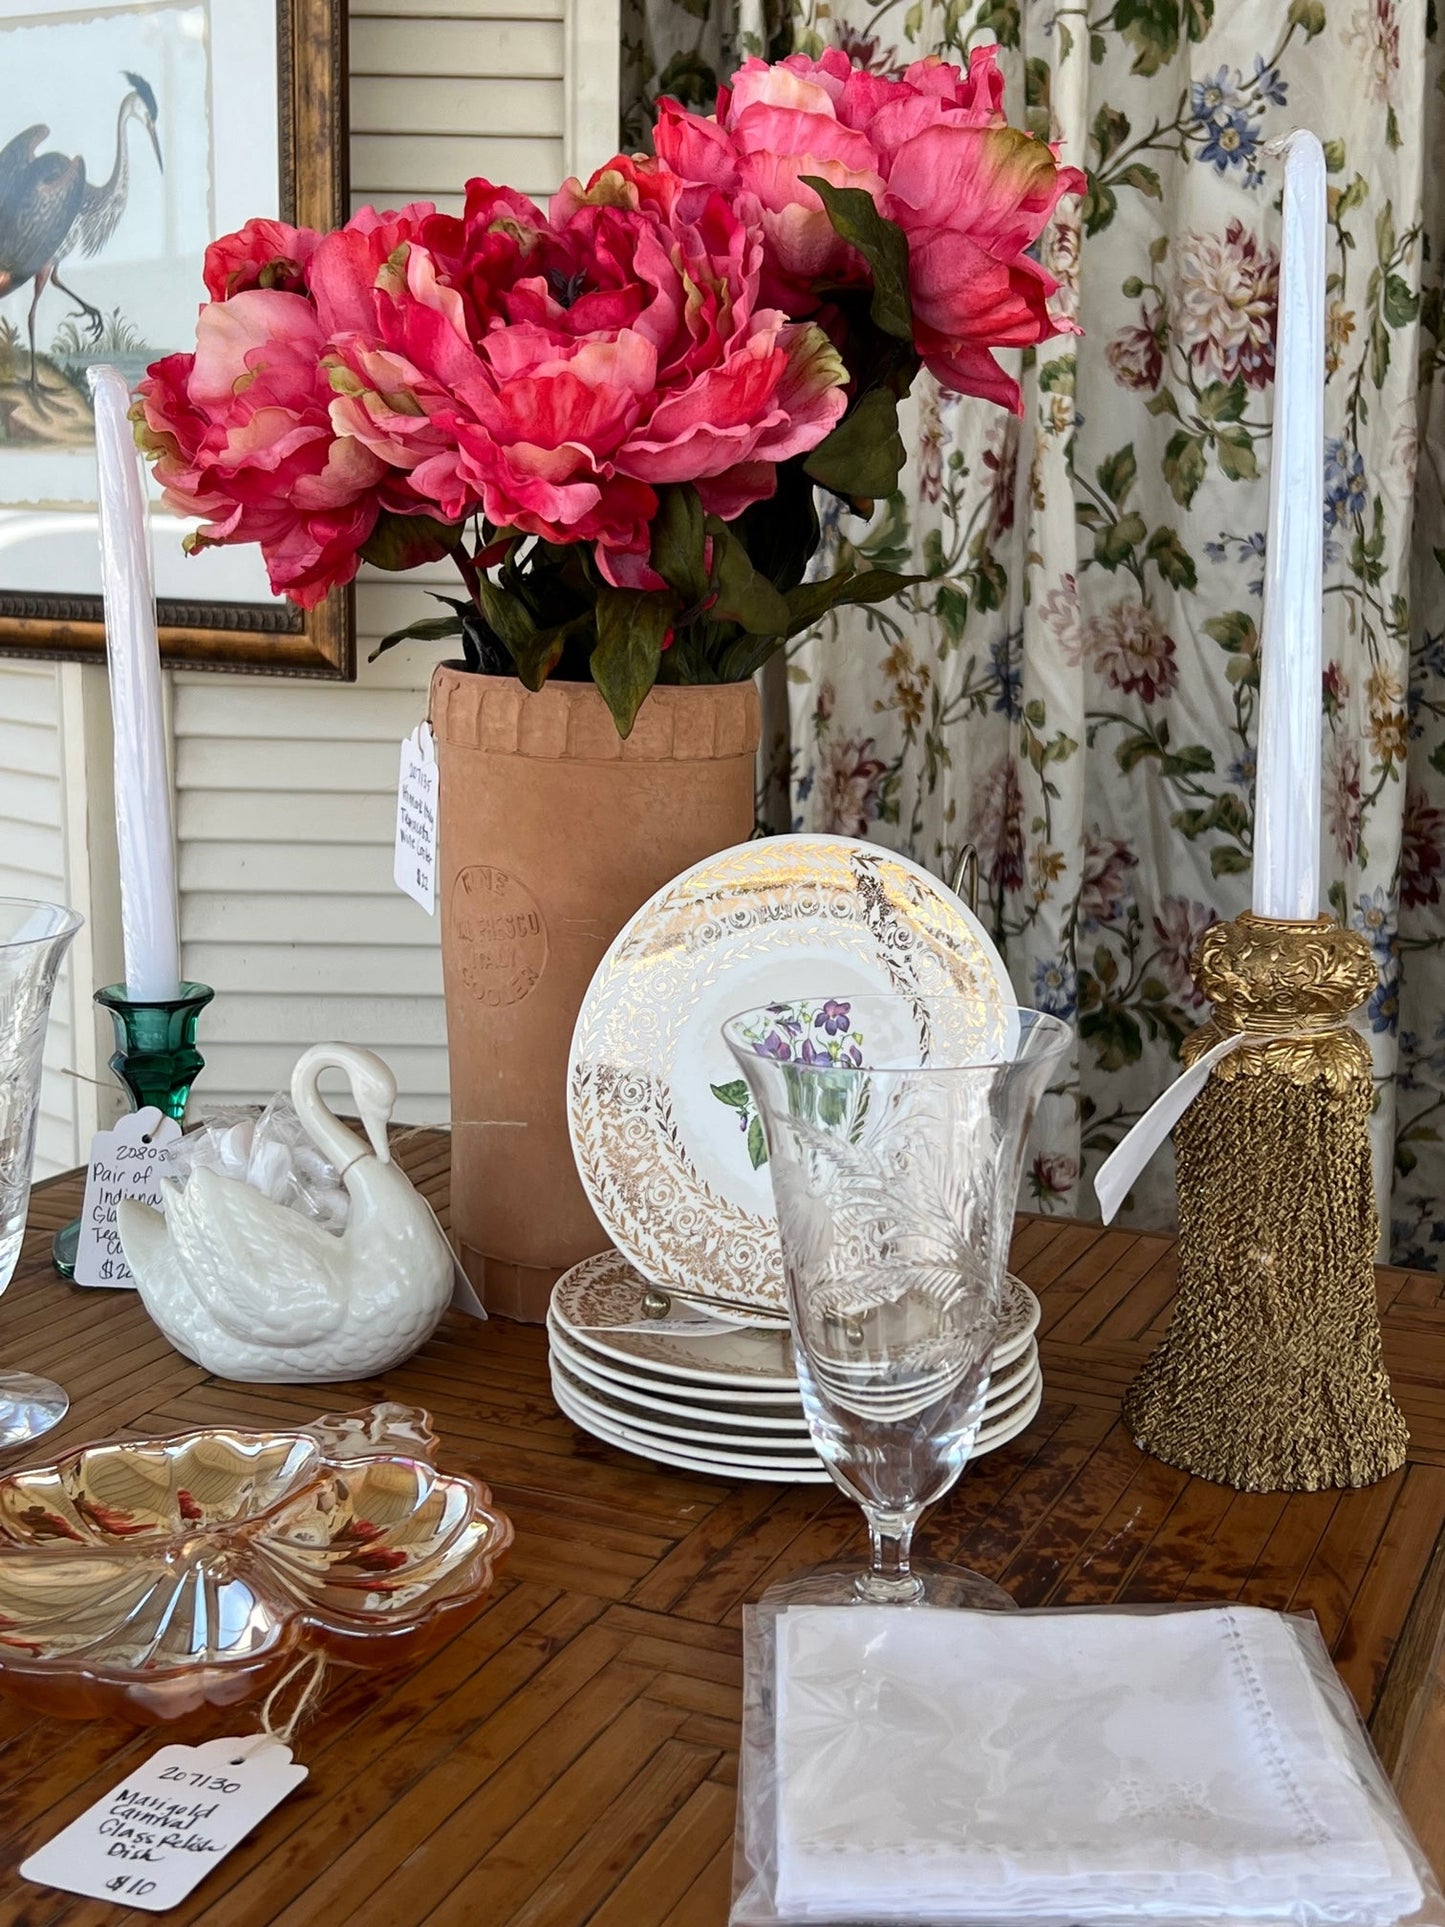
[3,0,618,1153]
[0,665,79,1174]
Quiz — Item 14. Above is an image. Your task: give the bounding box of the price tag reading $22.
[21,1736,308,1911]
[394,721,438,915]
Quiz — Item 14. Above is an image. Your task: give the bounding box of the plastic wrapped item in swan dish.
[119,1043,462,1382]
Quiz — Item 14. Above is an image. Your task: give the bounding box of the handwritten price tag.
[394,722,438,915]
[21,1736,307,1910]
[72,1107,182,1289]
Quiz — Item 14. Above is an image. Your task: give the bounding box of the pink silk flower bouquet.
[134,47,1082,734]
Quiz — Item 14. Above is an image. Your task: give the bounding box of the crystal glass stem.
[861,1507,923,1604]
[51,982,213,1279]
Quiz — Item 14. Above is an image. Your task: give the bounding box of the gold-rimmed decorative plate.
[567,836,1016,1321]
[549,1250,1040,1393]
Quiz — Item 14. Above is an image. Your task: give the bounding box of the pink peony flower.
[656,46,1082,411]
[325,157,847,584]
[134,290,416,607]
[202,218,322,300]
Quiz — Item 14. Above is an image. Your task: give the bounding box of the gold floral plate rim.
[567,835,1015,1320]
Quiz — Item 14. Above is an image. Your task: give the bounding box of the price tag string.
[228,1653,330,1763]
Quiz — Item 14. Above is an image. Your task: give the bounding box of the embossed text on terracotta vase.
[453,865,549,1007]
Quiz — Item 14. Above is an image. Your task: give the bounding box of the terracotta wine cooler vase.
[429,666,761,1320]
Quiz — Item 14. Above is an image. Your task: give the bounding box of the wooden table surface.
[2,1130,1445,1925]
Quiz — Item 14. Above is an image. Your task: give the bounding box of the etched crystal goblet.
[724,997,1070,1607]
[0,900,83,1447]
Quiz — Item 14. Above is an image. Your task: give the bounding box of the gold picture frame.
[0,0,353,679]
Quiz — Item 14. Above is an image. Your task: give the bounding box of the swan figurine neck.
[293,1043,394,1176]
[119,1043,458,1383]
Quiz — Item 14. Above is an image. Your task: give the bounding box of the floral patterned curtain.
[630,0,1445,1258]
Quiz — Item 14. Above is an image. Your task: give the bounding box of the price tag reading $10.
[21,1737,308,1910]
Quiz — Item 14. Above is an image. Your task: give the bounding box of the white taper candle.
[90,365,182,1002]
[1253,131,1325,921]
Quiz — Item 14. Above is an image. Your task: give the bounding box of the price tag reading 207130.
[21,1738,308,1911]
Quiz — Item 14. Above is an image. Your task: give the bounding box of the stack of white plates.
[548,1251,1043,1484]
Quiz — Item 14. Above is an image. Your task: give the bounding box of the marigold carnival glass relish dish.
[0,1403,513,1722]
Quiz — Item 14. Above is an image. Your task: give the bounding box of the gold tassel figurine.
[1122,912,1409,1493]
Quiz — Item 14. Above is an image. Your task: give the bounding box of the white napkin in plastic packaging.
[769,1604,1425,1924]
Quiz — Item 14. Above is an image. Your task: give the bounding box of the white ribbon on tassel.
[1093,1032,1255,1224]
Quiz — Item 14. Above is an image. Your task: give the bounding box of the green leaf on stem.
[1384,273,1419,327]
[1163,429,1207,506]
[1144,526,1197,589]
[1214,424,1258,481]
[1093,513,1147,569]
[651,485,709,603]
[1081,178,1118,237]
[707,524,791,636]
[799,175,913,341]
[592,587,676,736]
[1114,0,1181,72]
[1115,162,1163,200]
[368,614,463,662]
[1210,845,1252,877]
[804,387,908,498]
[783,567,920,637]
[1196,377,1246,422]
[358,510,465,572]
[1097,445,1137,505]
[1203,609,1257,652]
[1091,104,1131,163]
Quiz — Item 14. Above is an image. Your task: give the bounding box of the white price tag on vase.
[73,1107,182,1289]
[394,722,438,915]
[21,1736,307,1910]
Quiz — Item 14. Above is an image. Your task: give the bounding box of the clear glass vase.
[723,998,1071,1608]
[0,900,82,1448]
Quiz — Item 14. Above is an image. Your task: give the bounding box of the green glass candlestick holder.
[52,981,214,1279]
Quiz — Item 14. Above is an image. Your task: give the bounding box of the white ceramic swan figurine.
[118,1043,456,1382]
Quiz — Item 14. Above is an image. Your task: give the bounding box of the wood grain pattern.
[0,1137,1442,1924]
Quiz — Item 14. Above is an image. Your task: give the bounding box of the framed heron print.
[0,0,351,677]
